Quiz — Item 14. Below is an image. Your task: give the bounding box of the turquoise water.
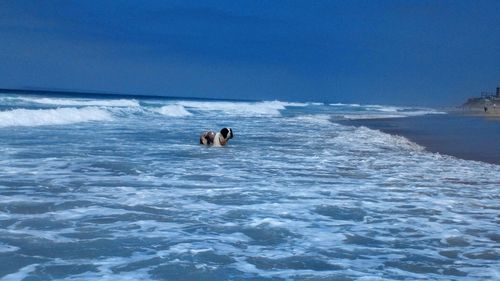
[0,93,498,280]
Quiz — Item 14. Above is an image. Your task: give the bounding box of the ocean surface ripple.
[0,93,498,280]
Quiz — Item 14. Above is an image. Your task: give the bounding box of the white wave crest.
[365,105,400,112]
[330,103,361,107]
[280,101,309,107]
[366,105,447,115]
[342,107,446,120]
[402,109,447,116]
[342,114,405,120]
[330,103,446,119]
[175,100,289,116]
[287,114,332,124]
[336,126,424,152]
[0,107,113,127]
[153,105,192,117]
[21,97,140,107]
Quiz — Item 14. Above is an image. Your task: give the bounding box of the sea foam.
[1,93,498,281]
[336,126,425,152]
[0,107,113,127]
[329,103,446,120]
[152,105,192,117]
[342,108,446,120]
[175,100,292,116]
[287,114,332,124]
[342,114,405,120]
[20,97,140,107]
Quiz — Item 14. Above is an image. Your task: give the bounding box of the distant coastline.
[459,86,500,120]
[454,109,500,120]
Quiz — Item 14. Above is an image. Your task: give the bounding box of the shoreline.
[452,109,500,120]
[340,113,500,165]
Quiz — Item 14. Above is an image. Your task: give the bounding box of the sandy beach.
[342,113,500,165]
[459,93,500,120]
[457,109,500,120]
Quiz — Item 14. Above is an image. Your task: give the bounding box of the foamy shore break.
[1,90,499,280]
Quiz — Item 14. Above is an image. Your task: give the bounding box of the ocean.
[0,92,498,280]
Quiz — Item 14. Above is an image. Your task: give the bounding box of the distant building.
[462,86,500,111]
[479,87,500,100]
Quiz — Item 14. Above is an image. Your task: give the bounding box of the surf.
[0,107,113,127]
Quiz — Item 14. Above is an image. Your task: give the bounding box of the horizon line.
[0,87,259,103]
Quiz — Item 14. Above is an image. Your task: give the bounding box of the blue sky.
[1,0,499,105]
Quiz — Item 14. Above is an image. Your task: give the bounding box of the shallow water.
[0,93,499,280]
[343,114,500,165]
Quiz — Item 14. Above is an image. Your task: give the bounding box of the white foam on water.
[280,101,310,107]
[152,105,192,117]
[175,100,290,116]
[370,104,447,116]
[342,110,446,120]
[287,114,332,124]
[47,206,133,221]
[0,96,26,104]
[4,227,77,243]
[330,103,361,107]
[402,109,447,116]
[20,97,140,107]
[1,264,38,281]
[336,126,425,152]
[248,217,286,228]
[0,107,113,127]
[329,103,447,120]
[365,105,401,112]
[342,114,405,120]
[50,255,154,281]
[168,243,213,254]
[0,243,19,253]
[1,94,499,280]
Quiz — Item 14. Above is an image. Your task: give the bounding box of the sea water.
[0,93,498,280]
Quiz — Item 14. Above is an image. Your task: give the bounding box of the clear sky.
[1,0,499,105]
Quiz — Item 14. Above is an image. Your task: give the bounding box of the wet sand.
[457,109,500,120]
[341,113,500,165]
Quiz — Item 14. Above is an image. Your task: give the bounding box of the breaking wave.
[286,114,332,124]
[342,114,406,120]
[330,103,361,107]
[339,104,446,120]
[336,126,425,152]
[174,100,300,116]
[1,92,499,280]
[152,105,192,117]
[20,97,140,107]
[0,107,113,127]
